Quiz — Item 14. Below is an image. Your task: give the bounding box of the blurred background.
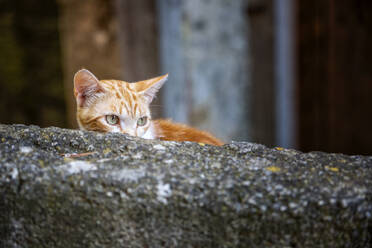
[0,0,371,155]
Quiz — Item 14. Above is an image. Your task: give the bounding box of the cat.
[73,69,223,146]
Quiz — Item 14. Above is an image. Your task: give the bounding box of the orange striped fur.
[73,69,223,146]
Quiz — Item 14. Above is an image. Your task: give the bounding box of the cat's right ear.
[134,74,168,104]
[74,69,104,107]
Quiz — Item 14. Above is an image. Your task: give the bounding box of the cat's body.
[74,69,223,146]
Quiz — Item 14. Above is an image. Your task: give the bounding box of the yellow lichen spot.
[275,147,284,151]
[1,138,5,142]
[198,143,205,146]
[325,166,339,172]
[38,160,45,168]
[339,159,347,163]
[103,148,111,155]
[47,186,54,195]
[266,166,281,172]
[63,157,73,163]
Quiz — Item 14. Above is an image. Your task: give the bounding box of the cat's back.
[153,119,223,146]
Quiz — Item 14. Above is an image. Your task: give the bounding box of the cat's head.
[73,69,167,138]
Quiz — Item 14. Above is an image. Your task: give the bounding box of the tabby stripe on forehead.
[121,100,130,115]
[133,103,138,114]
[111,81,129,115]
[101,80,130,115]
[114,81,125,99]
[128,91,137,117]
[132,92,138,102]
[122,85,133,117]
[132,92,139,115]
[120,88,131,116]
[126,90,133,110]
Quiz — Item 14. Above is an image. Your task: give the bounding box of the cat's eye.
[105,115,119,125]
[137,116,148,126]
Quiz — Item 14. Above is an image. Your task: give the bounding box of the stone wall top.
[0,124,371,247]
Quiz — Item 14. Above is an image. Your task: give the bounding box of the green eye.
[137,116,148,126]
[105,115,119,125]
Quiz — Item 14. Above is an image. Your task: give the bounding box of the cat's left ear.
[134,74,168,104]
[74,69,104,107]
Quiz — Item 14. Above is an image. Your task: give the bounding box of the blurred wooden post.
[297,0,372,154]
[114,0,159,81]
[114,0,161,117]
[247,0,275,146]
[59,0,161,128]
[58,0,123,128]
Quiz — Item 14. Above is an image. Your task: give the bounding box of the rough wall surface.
[0,124,371,247]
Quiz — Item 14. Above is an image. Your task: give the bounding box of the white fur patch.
[142,124,155,139]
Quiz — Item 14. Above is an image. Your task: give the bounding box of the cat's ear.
[134,74,168,104]
[74,69,104,107]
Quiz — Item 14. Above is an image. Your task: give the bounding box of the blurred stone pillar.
[157,0,251,142]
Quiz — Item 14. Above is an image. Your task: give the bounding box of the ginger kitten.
[73,69,223,146]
